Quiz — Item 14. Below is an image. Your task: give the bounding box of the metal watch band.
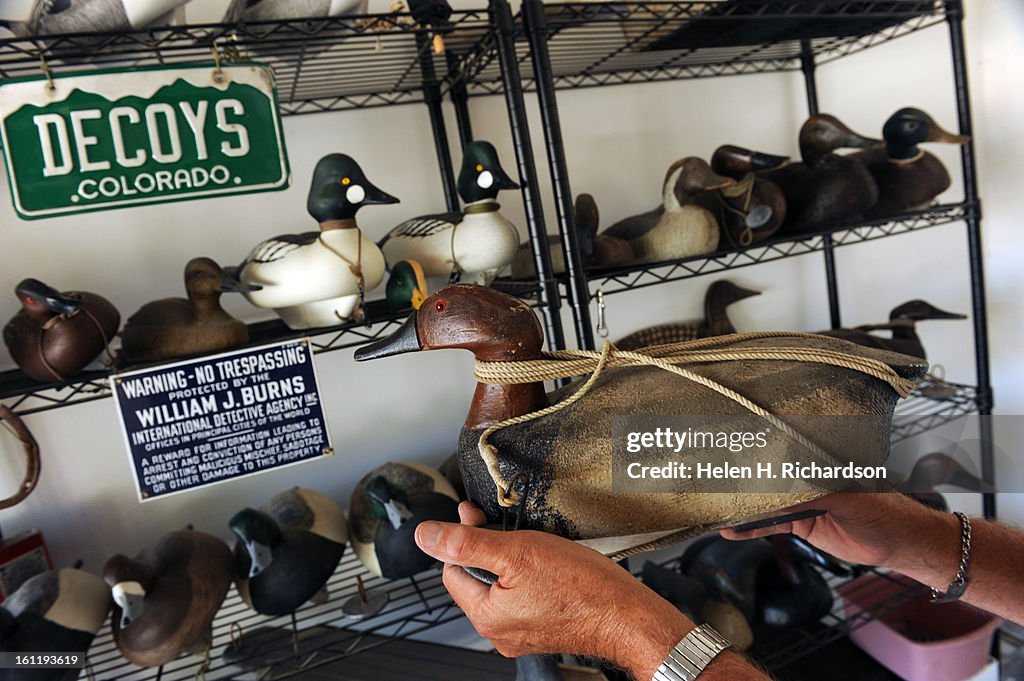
[653,624,732,681]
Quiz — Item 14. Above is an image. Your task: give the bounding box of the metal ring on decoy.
[0,405,41,509]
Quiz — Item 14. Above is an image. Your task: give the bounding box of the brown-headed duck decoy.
[699,145,790,249]
[354,284,926,558]
[102,528,232,668]
[1,566,111,678]
[897,452,994,512]
[764,114,880,233]
[381,141,520,286]
[853,107,968,218]
[349,462,460,579]
[601,158,735,263]
[4,278,120,382]
[229,487,348,616]
[615,279,760,351]
[238,154,398,329]
[119,257,249,364]
[817,299,966,360]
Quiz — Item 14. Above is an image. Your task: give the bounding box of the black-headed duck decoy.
[354,284,926,556]
[238,154,398,329]
[897,452,994,512]
[103,528,232,668]
[349,461,460,579]
[817,299,966,360]
[705,145,790,248]
[1,566,110,675]
[386,260,429,313]
[119,257,249,364]
[616,279,759,351]
[765,114,880,232]
[853,107,969,218]
[229,487,348,616]
[602,157,735,263]
[4,278,120,382]
[756,535,846,629]
[381,141,520,286]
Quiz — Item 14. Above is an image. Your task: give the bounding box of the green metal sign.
[0,62,290,220]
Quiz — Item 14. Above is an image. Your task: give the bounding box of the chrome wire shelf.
[891,380,979,443]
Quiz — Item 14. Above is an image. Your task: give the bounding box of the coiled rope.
[474,331,919,507]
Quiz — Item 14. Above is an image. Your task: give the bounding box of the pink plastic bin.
[837,573,1001,681]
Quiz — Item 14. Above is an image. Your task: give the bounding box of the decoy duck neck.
[885,141,925,163]
[319,218,358,232]
[463,198,501,214]
[705,297,736,336]
[662,161,686,211]
[102,554,154,592]
[466,381,549,431]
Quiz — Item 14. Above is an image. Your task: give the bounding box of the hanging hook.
[38,53,55,92]
[595,288,609,338]
[210,42,226,84]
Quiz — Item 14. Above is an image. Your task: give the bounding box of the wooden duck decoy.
[354,284,926,557]
[897,451,994,512]
[3,0,188,36]
[602,157,734,263]
[386,260,429,314]
[222,0,367,23]
[852,107,969,219]
[4,278,119,383]
[102,528,232,668]
[705,145,790,248]
[764,114,880,233]
[615,279,759,351]
[349,462,460,579]
[119,257,249,364]
[0,566,110,678]
[238,154,398,329]
[756,535,844,629]
[817,299,966,360]
[380,141,520,286]
[229,487,348,616]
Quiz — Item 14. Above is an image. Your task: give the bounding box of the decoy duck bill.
[354,313,421,360]
[365,183,401,206]
[926,123,970,145]
[751,151,790,172]
[492,167,520,191]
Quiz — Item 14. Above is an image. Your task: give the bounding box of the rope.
[716,172,756,248]
[0,405,41,510]
[33,296,117,380]
[475,332,919,506]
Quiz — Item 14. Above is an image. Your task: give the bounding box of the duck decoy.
[756,535,843,629]
[3,0,189,36]
[4,278,119,383]
[615,279,759,351]
[602,157,734,264]
[816,299,966,360]
[897,451,994,512]
[705,145,790,248]
[386,260,429,313]
[222,0,367,23]
[229,487,348,616]
[349,461,460,579]
[102,528,232,668]
[438,451,467,501]
[0,566,110,679]
[238,154,398,329]
[380,141,520,286]
[119,257,249,364]
[354,284,925,557]
[852,107,969,218]
[763,114,880,233]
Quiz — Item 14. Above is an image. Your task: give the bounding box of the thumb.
[415,521,520,576]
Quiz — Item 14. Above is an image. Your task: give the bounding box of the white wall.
[0,0,1021,580]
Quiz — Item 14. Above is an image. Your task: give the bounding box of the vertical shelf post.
[488,0,566,352]
[800,40,842,329]
[446,52,475,151]
[416,33,460,212]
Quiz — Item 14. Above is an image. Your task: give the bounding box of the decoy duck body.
[222,0,368,22]
[764,114,880,233]
[119,257,248,364]
[615,279,760,351]
[230,487,348,616]
[853,107,969,219]
[705,145,790,248]
[817,299,966,360]
[239,154,398,329]
[102,529,232,668]
[349,462,460,579]
[386,260,429,313]
[602,157,734,263]
[355,285,925,556]
[0,567,110,677]
[897,452,994,512]
[4,278,120,382]
[4,0,187,36]
[380,141,520,286]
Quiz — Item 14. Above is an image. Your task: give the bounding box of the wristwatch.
[652,624,732,681]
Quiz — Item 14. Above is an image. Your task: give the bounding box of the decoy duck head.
[664,157,735,207]
[102,554,153,630]
[710,145,790,178]
[229,508,282,579]
[355,284,544,363]
[457,141,519,204]
[798,114,880,165]
[888,299,967,322]
[182,257,242,302]
[364,475,415,530]
[408,0,453,26]
[707,280,760,308]
[14,278,80,320]
[883,108,969,160]
[386,260,429,312]
[307,153,399,223]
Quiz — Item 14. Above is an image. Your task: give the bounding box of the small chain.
[931,511,972,602]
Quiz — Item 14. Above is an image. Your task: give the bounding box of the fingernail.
[416,521,443,550]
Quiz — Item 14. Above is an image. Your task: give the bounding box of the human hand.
[414,501,692,678]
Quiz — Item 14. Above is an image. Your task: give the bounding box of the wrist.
[614,597,694,681]
[886,506,963,590]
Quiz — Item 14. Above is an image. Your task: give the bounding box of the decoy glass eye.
[341,177,351,185]
[475,164,483,172]
[23,296,35,305]
[435,300,447,312]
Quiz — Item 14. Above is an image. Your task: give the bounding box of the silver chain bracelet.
[931,510,972,603]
